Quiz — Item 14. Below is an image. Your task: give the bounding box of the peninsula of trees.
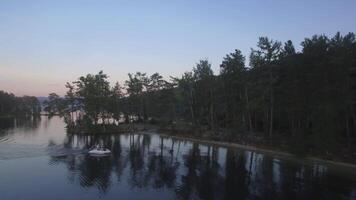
[43,32,356,158]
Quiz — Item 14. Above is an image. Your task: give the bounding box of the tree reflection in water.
[48,132,356,200]
[0,116,41,140]
[0,116,41,133]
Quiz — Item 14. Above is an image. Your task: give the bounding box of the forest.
[0,90,41,117]
[40,32,356,157]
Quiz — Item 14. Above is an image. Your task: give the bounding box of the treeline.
[46,32,356,155]
[0,90,41,116]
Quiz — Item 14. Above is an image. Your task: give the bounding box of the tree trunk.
[351,105,356,132]
[209,89,214,130]
[346,115,351,150]
[189,88,196,125]
[269,66,274,137]
[245,85,253,133]
[239,91,246,129]
[269,99,274,137]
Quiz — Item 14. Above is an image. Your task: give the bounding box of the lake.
[0,116,355,200]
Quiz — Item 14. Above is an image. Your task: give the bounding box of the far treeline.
[0,91,41,117]
[44,32,356,156]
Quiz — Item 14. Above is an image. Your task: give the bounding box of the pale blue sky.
[0,0,355,96]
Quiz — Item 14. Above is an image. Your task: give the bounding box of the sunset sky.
[1,0,355,96]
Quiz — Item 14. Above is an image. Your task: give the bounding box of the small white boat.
[89,146,111,155]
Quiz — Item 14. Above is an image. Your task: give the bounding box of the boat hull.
[88,149,111,155]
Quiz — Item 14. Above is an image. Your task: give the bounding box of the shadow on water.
[49,131,356,200]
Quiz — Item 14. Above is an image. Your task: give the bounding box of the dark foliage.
[0,90,41,117]
[46,32,356,157]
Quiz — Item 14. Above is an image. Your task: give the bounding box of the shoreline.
[138,129,356,172]
[65,122,356,171]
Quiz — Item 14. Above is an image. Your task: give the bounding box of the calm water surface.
[0,116,356,200]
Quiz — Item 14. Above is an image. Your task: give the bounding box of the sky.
[0,0,355,96]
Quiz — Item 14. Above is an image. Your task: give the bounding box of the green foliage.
[43,93,66,116]
[0,91,41,116]
[52,32,356,156]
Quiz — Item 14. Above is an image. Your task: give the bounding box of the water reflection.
[0,116,355,200]
[0,116,41,144]
[0,116,41,133]
[51,132,356,200]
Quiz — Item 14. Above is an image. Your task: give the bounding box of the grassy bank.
[66,123,156,134]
